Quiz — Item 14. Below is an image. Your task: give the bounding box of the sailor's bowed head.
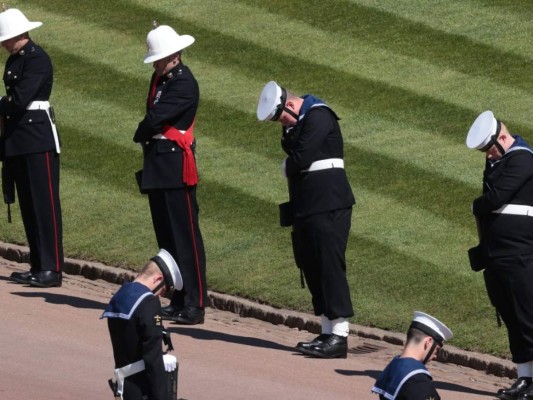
[151,249,183,292]
[466,110,500,151]
[257,81,288,121]
[409,311,453,346]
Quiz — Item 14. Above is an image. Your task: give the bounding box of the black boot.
[28,271,62,288]
[9,271,35,284]
[295,334,331,353]
[497,377,532,400]
[161,304,183,320]
[173,307,205,325]
[518,383,533,400]
[299,334,348,359]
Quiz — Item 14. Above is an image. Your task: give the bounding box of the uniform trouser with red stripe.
[148,186,207,309]
[7,151,63,273]
[291,207,354,320]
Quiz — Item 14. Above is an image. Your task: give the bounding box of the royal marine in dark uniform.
[257,81,355,358]
[134,23,207,325]
[102,249,182,400]
[0,7,63,288]
[467,111,533,400]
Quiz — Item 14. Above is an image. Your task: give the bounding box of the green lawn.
[2,0,532,358]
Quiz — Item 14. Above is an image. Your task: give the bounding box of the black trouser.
[7,151,63,273]
[148,186,207,310]
[291,207,354,319]
[484,254,533,363]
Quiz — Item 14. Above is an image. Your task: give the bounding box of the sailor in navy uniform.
[0,8,63,288]
[372,311,453,400]
[102,249,183,400]
[466,111,533,400]
[134,23,207,325]
[257,81,356,358]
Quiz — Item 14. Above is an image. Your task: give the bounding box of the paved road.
[0,258,510,400]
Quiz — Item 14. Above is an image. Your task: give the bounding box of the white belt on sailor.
[113,359,146,399]
[302,158,344,173]
[493,204,533,217]
[26,100,61,154]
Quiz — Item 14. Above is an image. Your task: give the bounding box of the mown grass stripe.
[353,0,533,56]
[236,0,533,92]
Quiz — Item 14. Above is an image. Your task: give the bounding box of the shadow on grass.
[336,369,497,397]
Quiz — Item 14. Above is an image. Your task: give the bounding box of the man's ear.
[154,273,164,286]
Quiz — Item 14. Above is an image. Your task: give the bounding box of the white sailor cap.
[466,110,501,150]
[257,81,287,121]
[409,311,453,345]
[151,249,183,291]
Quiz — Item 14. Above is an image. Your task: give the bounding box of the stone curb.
[0,241,516,379]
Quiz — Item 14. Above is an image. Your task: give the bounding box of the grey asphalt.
[0,241,515,399]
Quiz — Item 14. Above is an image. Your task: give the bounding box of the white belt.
[493,204,533,217]
[26,100,61,154]
[302,158,344,173]
[114,360,145,399]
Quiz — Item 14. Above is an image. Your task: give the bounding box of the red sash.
[148,74,199,186]
[163,121,199,186]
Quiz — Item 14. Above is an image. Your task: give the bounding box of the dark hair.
[406,327,429,344]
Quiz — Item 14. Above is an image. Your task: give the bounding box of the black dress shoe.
[28,271,62,288]
[497,377,532,400]
[295,334,331,353]
[299,333,348,359]
[161,304,183,320]
[519,383,533,400]
[9,271,34,284]
[173,307,205,325]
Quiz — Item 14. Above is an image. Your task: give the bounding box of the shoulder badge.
[154,314,162,326]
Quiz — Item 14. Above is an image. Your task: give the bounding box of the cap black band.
[479,120,502,152]
[271,87,288,121]
[409,321,444,346]
[151,255,174,291]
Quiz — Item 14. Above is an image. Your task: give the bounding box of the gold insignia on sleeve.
[154,315,162,326]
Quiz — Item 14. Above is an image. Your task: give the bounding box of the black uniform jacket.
[133,63,199,190]
[474,146,533,257]
[282,105,355,218]
[380,374,440,400]
[0,40,55,158]
[106,290,169,400]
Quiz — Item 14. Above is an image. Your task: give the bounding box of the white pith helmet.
[144,24,194,64]
[0,8,42,42]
